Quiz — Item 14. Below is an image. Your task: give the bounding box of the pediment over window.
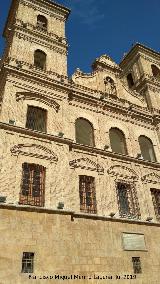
[11,144,58,163]
[141,172,160,184]
[16,92,60,112]
[108,165,138,181]
[69,158,104,174]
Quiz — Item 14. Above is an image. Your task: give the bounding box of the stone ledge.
[0,203,160,227]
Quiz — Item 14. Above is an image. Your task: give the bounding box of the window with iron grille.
[19,163,45,207]
[116,182,140,219]
[151,189,160,221]
[21,252,34,273]
[79,175,97,214]
[26,105,47,132]
[132,257,142,274]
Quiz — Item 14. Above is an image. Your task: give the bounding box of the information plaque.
[122,233,146,251]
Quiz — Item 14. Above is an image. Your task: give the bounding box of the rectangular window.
[26,106,47,132]
[116,182,140,219]
[19,163,45,207]
[22,252,34,273]
[151,189,160,221]
[79,175,97,214]
[132,257,142,274]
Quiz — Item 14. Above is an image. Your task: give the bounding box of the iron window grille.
[116,182,140,219]
[22,252,34,273]
[19,163,45,207]
[26,105,47,132]
[79,175,97,214]
[151,189,160,221]
[132,257,142,274]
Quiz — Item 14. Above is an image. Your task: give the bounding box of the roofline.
[3,0,70,37]
[120,43,160,66]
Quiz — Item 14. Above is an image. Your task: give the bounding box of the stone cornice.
[68,90,153,124]
[120,43,160,68]
[1,122,160,170]
[20,0,70,21]
[0,203,160,227]
[1,60,160,125]
[14,30,67,55]
[15,19,68,48]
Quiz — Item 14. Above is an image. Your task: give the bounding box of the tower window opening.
[34,49,46,70]
[127,73,134,88]
[37,15,48,31]
[151,64,160,80]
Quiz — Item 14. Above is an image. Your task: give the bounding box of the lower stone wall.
[0,205,160,284]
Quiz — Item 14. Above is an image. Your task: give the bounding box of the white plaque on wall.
[122,233,147,251]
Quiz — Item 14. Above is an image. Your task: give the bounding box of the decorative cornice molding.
[14,31,67,55]
[15,19,68,48]
[108,165,138,181]
[19,0,69,22]
[141,172,160,184]
[69,157,104,175]
[16,91,60,112]
[10,143,58,163]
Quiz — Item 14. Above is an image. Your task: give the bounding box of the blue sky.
[0,0,160,75]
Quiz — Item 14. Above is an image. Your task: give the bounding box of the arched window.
[138,136,156,162]
[34,49,46,70]
[75,118,95,147]
[151,65,160,80]
[127,73,134,88]
[104,76,116,95]
[109,128,128,155]
[37,15,48,31]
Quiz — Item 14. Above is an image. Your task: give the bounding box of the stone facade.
[0,0,160,283]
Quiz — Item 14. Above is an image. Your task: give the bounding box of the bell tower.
[2,0,70,75]
[0,0,70,126]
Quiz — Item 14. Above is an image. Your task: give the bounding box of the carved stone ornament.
[108,165,138,181]
[10,144,58,163]
[69,158,104,174]
[141,172,160,184]
[16,92,60,112]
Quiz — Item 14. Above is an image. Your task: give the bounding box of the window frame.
[116,181,141,220]
[132,257,142,274]
[109,127,128,155]
[34,49,47,70]
[79,175,97,214]
[26,105,47,133]
[19,163,46,207]
[37,15,48,31]
[138,135,156,162]
[21,252,34,274]
[150,188,160,221]
[75,117,95,147]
